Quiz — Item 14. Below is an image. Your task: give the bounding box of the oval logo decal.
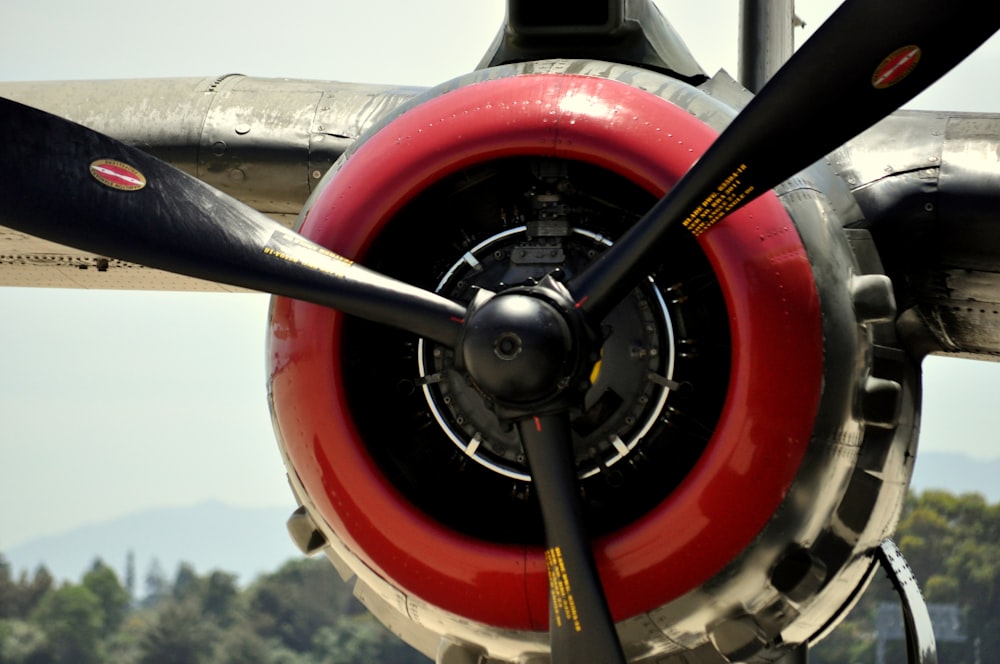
[89,159,147,191]
[872,45,922,89]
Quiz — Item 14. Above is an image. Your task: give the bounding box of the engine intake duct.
[481,0,707,82]
[509,0,622,34]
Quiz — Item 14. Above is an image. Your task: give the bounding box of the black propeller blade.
[518,414,626,664]
[570,0,1000,321]
[0,98,465,347]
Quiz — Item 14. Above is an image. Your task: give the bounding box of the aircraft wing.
[832,109,1000,359]
[0,76,424,290]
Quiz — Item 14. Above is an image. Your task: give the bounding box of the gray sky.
[1,0,998,550]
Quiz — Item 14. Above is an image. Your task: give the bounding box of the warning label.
[546,546,582,632]
[681,163,755,237]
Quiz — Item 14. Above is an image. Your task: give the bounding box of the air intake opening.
[510,0,622,33]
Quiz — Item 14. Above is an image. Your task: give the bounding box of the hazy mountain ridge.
[910,451,1000,502]
[4,500,302,587]
[3,452,995,587]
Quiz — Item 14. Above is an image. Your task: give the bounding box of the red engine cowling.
[268,61,917,662]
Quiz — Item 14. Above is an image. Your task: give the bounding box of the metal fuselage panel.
[0,76,422,290]
[831,110,1000,359]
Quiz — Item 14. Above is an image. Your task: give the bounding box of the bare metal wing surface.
[0,76,423,290]
[4,0,1000,662]
[831,109,1000,359]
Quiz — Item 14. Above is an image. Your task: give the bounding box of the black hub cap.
[462,290,577,405]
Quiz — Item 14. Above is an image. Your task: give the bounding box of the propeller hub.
[462,292,574,405]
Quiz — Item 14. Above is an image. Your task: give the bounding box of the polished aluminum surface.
[738,0,795,92]
[0,76,422,289]
[830,110,1000,359]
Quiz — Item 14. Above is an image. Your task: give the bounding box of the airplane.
[2,0,999,662]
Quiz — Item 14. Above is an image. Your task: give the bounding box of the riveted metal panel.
[199,85,321,213]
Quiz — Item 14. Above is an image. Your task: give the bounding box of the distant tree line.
[0,555,425,663]
[1,489,996,663]
[813,490,1000,664]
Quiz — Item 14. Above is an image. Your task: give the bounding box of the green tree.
[31,583,104,664]
[0,618,49,664]
[311,619,386,664]
[3,567,54,620]
[201,571,238,626]
[813,490,1000,664]
[139,599,217,664]
[311,616,426,664]
[104,612,149,664]
[124,551,137,606]
[0,556,16,619]
[172,562,202,603]
[248,559,356,654]
[212,622,273,664]
[82,559,130,636]
[899,491,1000,662]
[143,559,168,608]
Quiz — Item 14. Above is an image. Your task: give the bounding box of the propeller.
[518,414,626,663]
[1,1,999,662]
[570,0,1000,321]
[0,98,465,348]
